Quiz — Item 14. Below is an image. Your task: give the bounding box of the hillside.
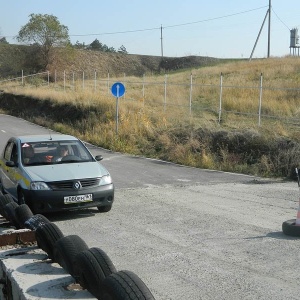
[0,44,224,78]
[49,49,222,77]
[2,45,300,179]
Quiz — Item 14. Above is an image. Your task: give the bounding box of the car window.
[11,144,18,164]
[4,142,14,161]
[21,140,94,166]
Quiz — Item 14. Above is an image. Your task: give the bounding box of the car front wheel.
[18,188,27,205]
[0,179,5,194]
[97,205,112,213]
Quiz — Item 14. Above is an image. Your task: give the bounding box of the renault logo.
[73,181,82,190]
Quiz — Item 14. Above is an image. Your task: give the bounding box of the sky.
[0,0,299,59]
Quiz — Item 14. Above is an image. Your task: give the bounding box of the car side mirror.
[6,161,16,167]
[95,155,103,161]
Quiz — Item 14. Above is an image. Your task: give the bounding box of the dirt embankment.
[0,44,222,78]
[49,49,221,77]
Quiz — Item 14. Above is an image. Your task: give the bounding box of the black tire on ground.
[15,204,34,228]
[102,270,155,300]
[97,205,112,213]
[282,219,300,237]
[35,222,64,260]
[74,247,116,295]
[0,194,14,218]
[3,202,19,227]
[53,235,89,276]
[24,214,50,231]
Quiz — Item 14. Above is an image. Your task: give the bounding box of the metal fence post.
[124,73,126,100]
[218,72,223,124]
[164,74,167,112]
[72,72,75,90]
[82,71,85,90]
[189,73,193,115]
[142,74,145,106]
[107,72,110,94]
[258,73,263,126]
[47,71,50,86]
[63,70,66,91]
[21,70,24,86]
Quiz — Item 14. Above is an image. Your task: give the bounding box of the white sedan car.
[0,134,114,213]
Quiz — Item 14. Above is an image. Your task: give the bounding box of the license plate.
[64,194,93,204]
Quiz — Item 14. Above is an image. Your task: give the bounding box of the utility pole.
[249,10,269,61]
[268,0,271,57]
[161,25,164,58]
[249,0,271,60]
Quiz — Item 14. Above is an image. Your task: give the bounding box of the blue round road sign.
[111,82,125,97]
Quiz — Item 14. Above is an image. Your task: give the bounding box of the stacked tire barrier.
[282,168,300,238]
[0,193,155,299]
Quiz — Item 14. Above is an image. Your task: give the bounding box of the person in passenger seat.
[22,145,35,165]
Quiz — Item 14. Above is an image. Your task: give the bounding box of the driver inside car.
[52,145,69,162]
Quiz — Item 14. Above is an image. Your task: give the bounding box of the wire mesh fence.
[1,70,300,129]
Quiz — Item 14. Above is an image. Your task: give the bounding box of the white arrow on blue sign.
[111,82,125,98]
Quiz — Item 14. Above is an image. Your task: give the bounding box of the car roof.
[14,134,79,143]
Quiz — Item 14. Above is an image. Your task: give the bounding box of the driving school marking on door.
[111,82,126,135]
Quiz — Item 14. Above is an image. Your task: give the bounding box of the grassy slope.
[1,47,300,179]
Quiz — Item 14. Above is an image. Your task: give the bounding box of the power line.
[69,27,161,37]
[68,5,268,37]
[163,6,268,29]
[2,6,269,40]
[271,7,290,31]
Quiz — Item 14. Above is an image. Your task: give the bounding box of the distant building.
[290,28,300,56]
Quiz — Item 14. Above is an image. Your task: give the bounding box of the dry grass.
[2,56,300,178]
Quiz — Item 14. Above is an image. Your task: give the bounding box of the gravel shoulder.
[54,180,300,300]
[0,114,299,299]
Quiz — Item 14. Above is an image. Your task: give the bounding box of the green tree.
[74,40,85,49]
[88,39,103,51]
[88,39,117,53]
[118,45,128,54]
[17,13,70,68]
[0,37,8,44]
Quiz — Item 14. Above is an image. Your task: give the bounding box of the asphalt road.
[1,114,300,300]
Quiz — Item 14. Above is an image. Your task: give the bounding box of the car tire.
[15,204,34,228]
[102,270,155,300]
[3,202,19,227]
[282,219,300,237]
[35,222,64,260]
[0,180,5,195]
[17,188,27,206]
[74,247,116,295]
[53,235,89,276]
[0,194,14,218]
[97,205,112,213]
[24,214,51,231]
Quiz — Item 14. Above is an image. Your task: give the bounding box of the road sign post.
[111,82,125,135]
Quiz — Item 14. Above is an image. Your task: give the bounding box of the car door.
[1,140,19,199]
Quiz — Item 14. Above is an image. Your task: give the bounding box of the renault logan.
[0,134,114,213]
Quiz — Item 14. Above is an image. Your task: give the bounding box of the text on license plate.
[64,194,93,204]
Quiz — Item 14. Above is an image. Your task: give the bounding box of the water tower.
[290,28,300,56]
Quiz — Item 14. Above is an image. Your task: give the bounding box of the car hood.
[25,162,110,182]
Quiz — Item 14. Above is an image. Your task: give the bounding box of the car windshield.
[21,140,94,166]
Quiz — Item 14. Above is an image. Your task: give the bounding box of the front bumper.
[23,183,114,213]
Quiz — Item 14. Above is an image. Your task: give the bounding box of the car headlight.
[100,175,112,185]
[30,182,50,190]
